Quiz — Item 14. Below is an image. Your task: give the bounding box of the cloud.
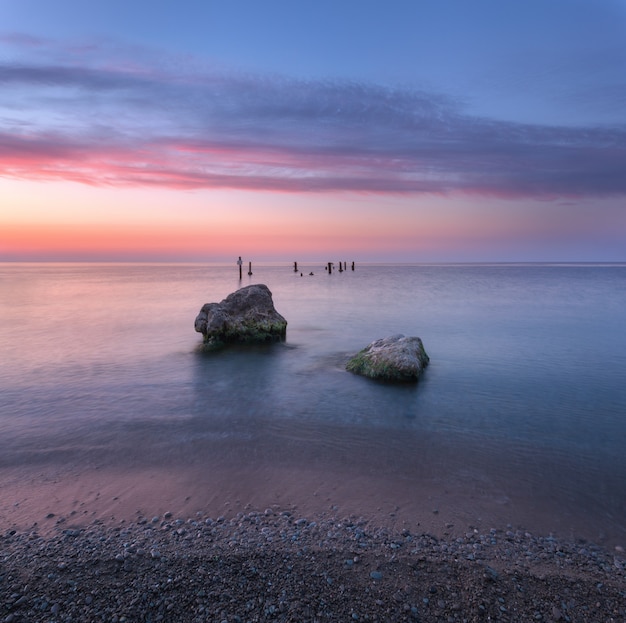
[1,36,625,197]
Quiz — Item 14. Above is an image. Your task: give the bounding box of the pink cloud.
[1,38,625,198]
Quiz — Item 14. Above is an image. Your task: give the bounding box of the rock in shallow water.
[346,334,429,382]
[194,284,287,349]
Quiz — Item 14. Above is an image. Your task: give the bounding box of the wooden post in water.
[237,256,243,279]
[294,261,298,272]
[351,261,355,271]
[248,261,253,276]
[338,262,343,273]
[327,262,332,274]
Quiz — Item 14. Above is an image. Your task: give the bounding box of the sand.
[1,465,625,622]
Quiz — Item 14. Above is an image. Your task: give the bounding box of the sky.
[1,0,625,262]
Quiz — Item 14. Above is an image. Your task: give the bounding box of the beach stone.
[195,284,287,349]
[346,334,429,382]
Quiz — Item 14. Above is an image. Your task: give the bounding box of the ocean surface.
[1,262,625,543]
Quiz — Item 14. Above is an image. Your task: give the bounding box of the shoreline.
[2,463,625,548]
[2,507,625,622]
[2,466,625,621]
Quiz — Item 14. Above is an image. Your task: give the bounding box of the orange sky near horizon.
[1,178,447,261]
[2,177,624,263]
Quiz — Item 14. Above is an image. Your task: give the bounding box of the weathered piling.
[294,261,298,272]
[237,256,243,279]
[248,261,253,276]
[327,262,332,274]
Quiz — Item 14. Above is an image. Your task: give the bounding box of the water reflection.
[1,263,625,543]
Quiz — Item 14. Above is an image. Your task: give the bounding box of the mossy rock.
[346,334,429,382]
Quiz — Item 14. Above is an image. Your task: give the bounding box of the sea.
[1,262,625,544]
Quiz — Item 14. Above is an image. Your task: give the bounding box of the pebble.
[0,510,623,622]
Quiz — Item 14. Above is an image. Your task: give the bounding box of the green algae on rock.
[346,334,429,382]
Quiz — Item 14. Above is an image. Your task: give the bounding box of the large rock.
[346,334,429,382]
[194,284,287,349]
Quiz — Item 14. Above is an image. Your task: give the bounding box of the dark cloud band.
[1,38,625,197]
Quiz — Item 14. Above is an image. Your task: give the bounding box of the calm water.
[1,263,625,541]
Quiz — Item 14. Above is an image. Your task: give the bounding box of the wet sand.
[1,461,624,548]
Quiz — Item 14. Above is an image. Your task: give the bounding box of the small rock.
[346,334,429,382]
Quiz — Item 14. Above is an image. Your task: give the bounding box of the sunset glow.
[1,2,625,262]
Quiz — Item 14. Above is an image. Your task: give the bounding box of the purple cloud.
[1,36,625,197]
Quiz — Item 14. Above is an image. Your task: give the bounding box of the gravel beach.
[2,508,625,623]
